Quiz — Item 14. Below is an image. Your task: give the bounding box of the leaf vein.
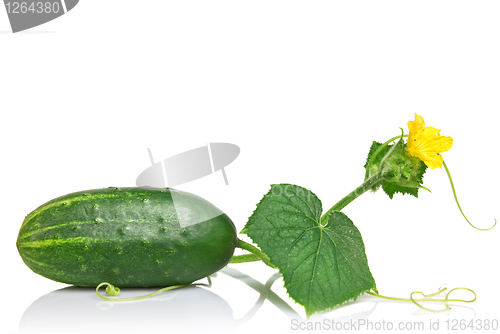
[307,228,323,308]
[267,196,318,226]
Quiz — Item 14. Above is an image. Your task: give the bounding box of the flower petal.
[408,113,425,139]
[418,126,441,140]
[423,154,444,169]
[417,128,453,154]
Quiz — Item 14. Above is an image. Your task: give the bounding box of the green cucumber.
[17,187,237,287]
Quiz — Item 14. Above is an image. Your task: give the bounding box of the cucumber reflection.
[18,268,297,333]
[19,285,234,333]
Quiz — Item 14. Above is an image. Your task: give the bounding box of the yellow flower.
[406,113,453,169]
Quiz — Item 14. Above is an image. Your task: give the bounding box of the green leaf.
[364,141,390,170]
[364,139,428,199]
[364,141,392,187]
[243,184,377,317]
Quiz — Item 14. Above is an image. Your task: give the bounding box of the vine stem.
[229,253,261,264]
[320,134,408,224]
[320,174,383,225]
[229,239,276,269]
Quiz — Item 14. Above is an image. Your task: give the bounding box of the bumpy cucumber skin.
[17,187,237,287]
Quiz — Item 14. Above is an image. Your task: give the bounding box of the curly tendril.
[367,285,476,312]
[410,286,476,312]
[104,283,120,297]
[96,277,212,302]
[442,160,496,231]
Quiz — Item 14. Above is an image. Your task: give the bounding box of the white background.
[1,1,499,333]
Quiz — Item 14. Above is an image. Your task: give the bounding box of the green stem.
[229,254,261,264]
[233,239,276,269]
[320,133,408,225]
[320,174,383,225]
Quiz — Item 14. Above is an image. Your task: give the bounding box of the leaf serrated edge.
[304,287,377,319]
[382,183,419,199]
[243,183,323,231]
[239,231,301,304]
